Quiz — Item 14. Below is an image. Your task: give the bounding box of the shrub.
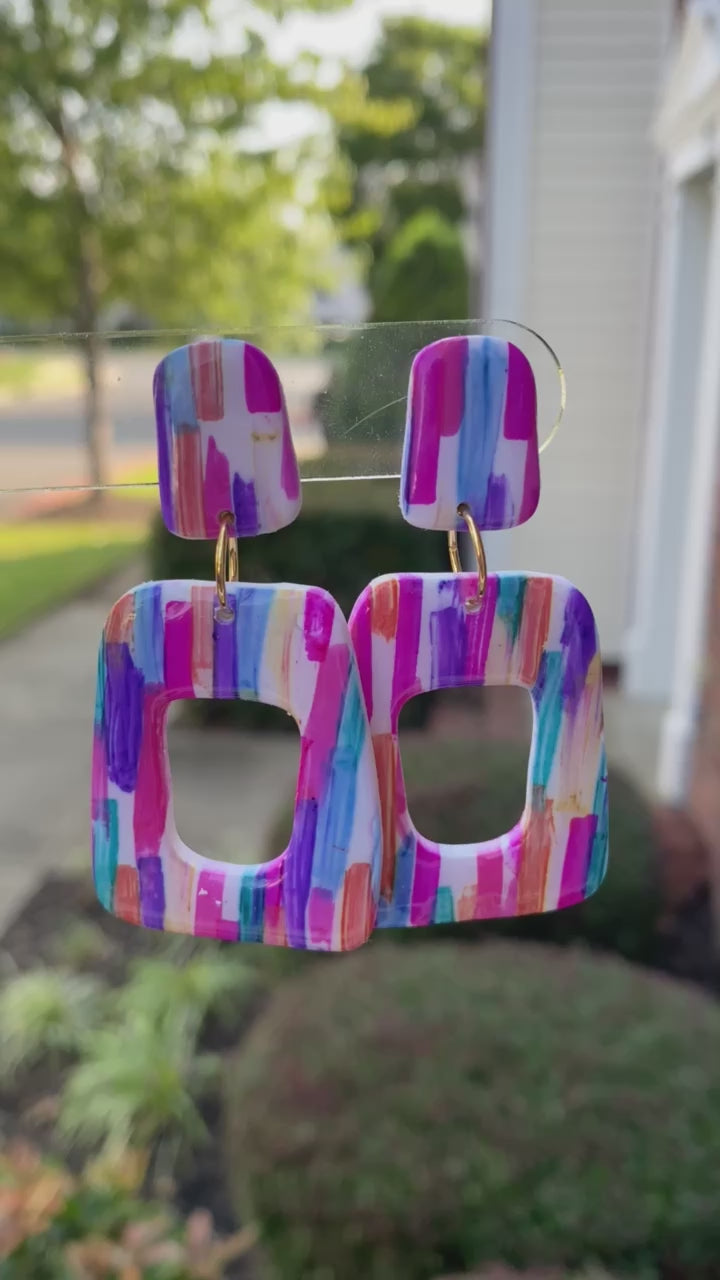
[266,738,662,966]
[226,942,720,1280]
[0,968,105,1076]
[1,1140,254,1279]
[148,480,447,730]
[60,950,258,1164]
[371,209,470,323]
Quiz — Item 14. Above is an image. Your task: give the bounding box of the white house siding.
[485,0,673,659]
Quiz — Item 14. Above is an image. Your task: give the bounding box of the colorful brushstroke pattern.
[348,571,608,927]
[92,581,382,950]
[154,340,301,539]
[401,336,540,532]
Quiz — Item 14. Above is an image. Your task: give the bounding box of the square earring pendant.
[401,335,539,532]
[92,581,382,950]
[349,572,608,927]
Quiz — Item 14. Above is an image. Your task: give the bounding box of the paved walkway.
[0,563,298,931]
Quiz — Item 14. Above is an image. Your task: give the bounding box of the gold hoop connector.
[447,502,487,613]
[214,511,239,612]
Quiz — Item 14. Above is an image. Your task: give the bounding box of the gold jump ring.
[447,502,487,613]
[215,511,239,609]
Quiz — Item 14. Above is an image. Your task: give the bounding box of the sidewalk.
[0,562,298,932]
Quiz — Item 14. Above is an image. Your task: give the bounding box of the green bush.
[226,942,720,1280]
[148,480,447,730]
[266,738,662,966]
[372,208,470,323]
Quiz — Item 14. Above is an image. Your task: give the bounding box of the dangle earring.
[91,338,382,951]
[349,335,608,930]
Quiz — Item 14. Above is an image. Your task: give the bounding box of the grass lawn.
[0,350,84,400]
[0,520,146,640]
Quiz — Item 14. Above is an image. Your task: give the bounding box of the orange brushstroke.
[104,593,135,645]
[114,866,141,925]
[264,904,287,948]
[175,432,205,536]
[518,577,553,686]
[371,578,399,640]
[373,733,398,899]
[517,795,554,913]
[456,882,478,921]
[191,586,213,696]
[340,861,374,950]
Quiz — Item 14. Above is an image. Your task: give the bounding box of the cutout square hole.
[168,700,300,865]
[398,686,532,845]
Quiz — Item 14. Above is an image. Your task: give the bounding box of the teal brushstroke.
[239,871,264,942]
[93,799,118,911]
[433,885,455,924]
[496,575,527,648]
[586,749,609,895]
[531,651,564,791]
[93,643,106,728]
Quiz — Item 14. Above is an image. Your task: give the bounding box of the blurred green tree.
[336,16,487,316]
[372,208,469,322]
[0,0,391,490]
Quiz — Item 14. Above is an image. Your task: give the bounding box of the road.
[0,350,328,509]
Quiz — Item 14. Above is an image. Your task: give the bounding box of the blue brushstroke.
[312,672,365,892]
[166,347,198,434]
[531,650,564,791]
[133,585,163,686]
[377,833,415,928]
[235,587,273,699]
[456,337,508,523]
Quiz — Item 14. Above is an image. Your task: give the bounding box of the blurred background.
[3,1,720,1277]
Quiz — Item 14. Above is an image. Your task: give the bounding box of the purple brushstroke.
[213,605,237,698]
[104,642,144,793]
[138,855,166,929]
[561,589,597,714]
[285,796,318,947]
[232,473,259,535]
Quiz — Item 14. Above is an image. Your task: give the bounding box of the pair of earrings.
[91,336,608,952]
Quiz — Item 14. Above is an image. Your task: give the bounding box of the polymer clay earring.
[349,335,608,929]
[91,339,382,950]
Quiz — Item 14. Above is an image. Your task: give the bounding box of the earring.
[349,335,608,929]
[91,338,382,951]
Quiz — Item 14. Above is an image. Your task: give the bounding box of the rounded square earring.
[349,334,608,929]
[91,339,382,951]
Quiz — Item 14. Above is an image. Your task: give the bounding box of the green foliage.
[227,942,720,1279]
[1,1140,254,1278]
[60,950,257,1155]
[0,0,351,335]
[372,210,469,322]
[148,480,447,730]
[336,16,486,310]
[0,968,104,1076]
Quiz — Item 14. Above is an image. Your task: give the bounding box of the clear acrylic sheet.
[0,319,564,498]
